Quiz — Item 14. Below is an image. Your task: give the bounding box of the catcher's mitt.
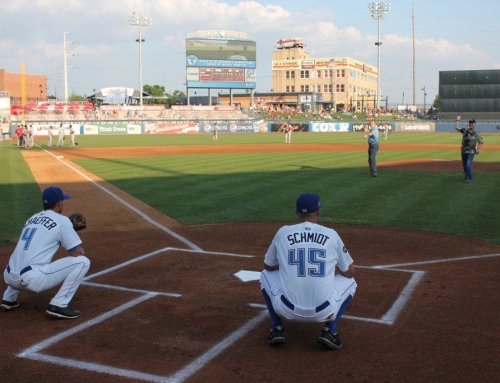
[68,212,87,231]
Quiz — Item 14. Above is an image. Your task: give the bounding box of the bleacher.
[10,103,252,123]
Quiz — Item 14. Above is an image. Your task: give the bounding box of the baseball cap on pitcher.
[42,186,70,204]
[296,193,322,214]
[468,119,476,124]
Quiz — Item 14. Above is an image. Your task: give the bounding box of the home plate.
[56,155,64,159]
[234,270,261,282]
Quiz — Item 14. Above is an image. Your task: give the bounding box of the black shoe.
[268,326,285,346]
[1,300,20,311]
[318,328,343,350]
[46,304,81,319]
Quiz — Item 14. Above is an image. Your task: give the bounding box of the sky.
[1,0,499,107]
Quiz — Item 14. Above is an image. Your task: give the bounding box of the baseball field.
[1,131,499,382]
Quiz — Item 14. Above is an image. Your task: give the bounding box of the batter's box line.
[84,246,254,282]
[249,268,425,326]
[18,292,268,383]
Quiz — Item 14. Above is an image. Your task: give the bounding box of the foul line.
[372,252,500,269]
[42,148,202,251]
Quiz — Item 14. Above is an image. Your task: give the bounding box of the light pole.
[422,86,427,116]
[368,2,391,111]
[63,32,77,102]
[128,11,152,106]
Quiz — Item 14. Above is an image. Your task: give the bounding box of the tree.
[143,84,165,97]
[165,90,186,106]
[433,94,440,109]
[68,92,87,102]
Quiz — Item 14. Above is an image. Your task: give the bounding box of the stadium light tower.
[63,32,77,103]
[368,2,391,110]
[128,11,152,106]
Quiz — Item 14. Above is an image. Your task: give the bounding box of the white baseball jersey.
[264,221,353,310]
[7,210,81,272]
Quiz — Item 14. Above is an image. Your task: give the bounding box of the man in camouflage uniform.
[455,117,484,183]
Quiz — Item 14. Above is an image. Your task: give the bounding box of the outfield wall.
[7,120,500,137]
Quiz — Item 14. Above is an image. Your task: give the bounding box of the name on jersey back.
[287,232,330,246]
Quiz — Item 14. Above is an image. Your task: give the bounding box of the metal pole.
[63,32,69,102]
[129,12,152,107]
[377,16,381,110]
[412,3,416,106]
[368,2,391,111]
[139,23,143,106]
[422,86,426,115]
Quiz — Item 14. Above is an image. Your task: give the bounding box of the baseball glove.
[68,212,87,231]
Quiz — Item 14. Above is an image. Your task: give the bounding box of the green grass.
[1,132,500,245]
[0,143,42,245]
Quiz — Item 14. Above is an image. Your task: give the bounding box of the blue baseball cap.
[296,193,322,214]
[42,186,70,204]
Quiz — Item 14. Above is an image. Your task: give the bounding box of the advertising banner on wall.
[145,123,199,134]
[269,122,309,132]
[396,123,435,132]
[309,122,351,132]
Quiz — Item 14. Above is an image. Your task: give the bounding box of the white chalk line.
[168,311,268,383]
[19,294,155,357]
[42,148,202,251]
[371,252,500,269]
[84,247,254,282]
[82,281,181,298]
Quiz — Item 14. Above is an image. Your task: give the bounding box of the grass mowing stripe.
[0,144,41,245]
[74,149,500,244]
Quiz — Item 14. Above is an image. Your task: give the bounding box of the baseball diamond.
[0,141,499,383]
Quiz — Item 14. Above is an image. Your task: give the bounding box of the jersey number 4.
[288,248,326,277]
[21,228,37,250]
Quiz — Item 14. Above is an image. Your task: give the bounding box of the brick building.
[272,47,378,112]
[0,69,47,105]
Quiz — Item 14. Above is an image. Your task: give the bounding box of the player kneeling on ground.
[260,193,357,349]
[2,186,90,319]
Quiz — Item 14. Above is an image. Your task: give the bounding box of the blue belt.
[280,295,330,313]
[6,265,32,275]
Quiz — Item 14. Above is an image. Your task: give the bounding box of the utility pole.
[412,3,416,106]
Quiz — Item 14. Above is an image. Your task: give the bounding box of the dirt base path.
[0,144,499,383]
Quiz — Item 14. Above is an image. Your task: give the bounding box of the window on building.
[324,70,333,78]
[300,70,310,79]
[291,85,295,92]
[286,86,290,93]
[336,84,345,93]
[336,69,346,78]
[301,85,310,92]
[324,84,332,93]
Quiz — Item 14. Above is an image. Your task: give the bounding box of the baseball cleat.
[318,328,343,350]
[268,326,285,346]
[1,300,20,311]
[46,304,81,319]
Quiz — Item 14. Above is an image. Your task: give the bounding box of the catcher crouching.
[1,186,90,319]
